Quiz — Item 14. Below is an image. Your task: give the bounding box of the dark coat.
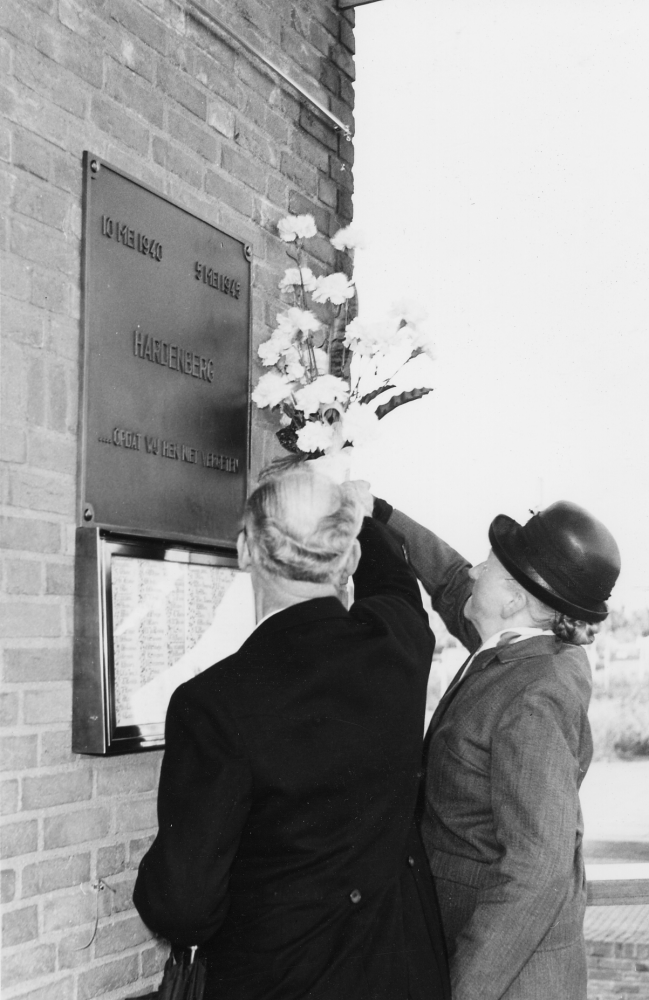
[133,518,450,1000]
[384,506,593,1000]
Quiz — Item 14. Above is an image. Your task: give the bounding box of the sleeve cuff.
[372,497,394,524]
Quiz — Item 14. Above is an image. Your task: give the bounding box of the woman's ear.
[502,582,526,620]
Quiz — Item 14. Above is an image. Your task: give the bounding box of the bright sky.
[351,0,649,600]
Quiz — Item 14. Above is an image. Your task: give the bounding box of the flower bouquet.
[252,213,435,471]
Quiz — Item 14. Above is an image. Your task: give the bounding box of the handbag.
[157,945,207,1000]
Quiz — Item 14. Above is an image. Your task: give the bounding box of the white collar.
[478,626,554,654]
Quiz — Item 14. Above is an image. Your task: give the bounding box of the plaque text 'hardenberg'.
[134,327,215,383]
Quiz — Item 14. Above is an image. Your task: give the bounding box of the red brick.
[205,169,254,218]
[2,646,71,683]
[45,314,81,362]
[8,468,74,518]
[33,18,103,89]
[1,943,56,988]
[95,913,151,958]
[27,429,76,476]
[0,734,38,771]
[330,154,353,192]
[109,872,137,913]
[30,266,72,314]
[105,59,165,128]
[185,47,243,111]
[96,759,159,797]
[77,954,139,1000]
[0,121,10,162]
[45,561,74,595]
[9,979,74,1000]
[280,151,317,196]
[11,215,78,276]
[4,558,42,595]
[0,252,31,300]
[1,296,45,348]
[288,191,332,238]
[0,602,61,639]
[60,0,155,84]
[142,940,168,977]
[40,728,75,766]
[221,144,267,194]
[128,834,155,868]
[13,42,88,120]
[234,120,279,170]
[235,55,277,103]
[23,768,92,809]
[22,852,90,897]
[1,868,16,902]
[23,685,70,724]
[267,175,289,209]
[339,18,355,54]
[207,96,236,140]
[338,187,353,223]
[340,75,354,110]
[109,0,169,56]
[152,137,202,189]
[280,26,322,80]
[90,95,151,156]
[2,904,38,945]
[115,798,157,834]
[1,778,19,815]
[318,175,338,210]
[97,843,126,878]
[0,691,19,726]
[156,61,207,120]
[44,807,110,849]
[43,886,110,932]
[331,43,355,80]
[44,359,74,432]
[168,109,219,162]
[0,424,27,463]
[12,126,52,182]
[0,819,38,858]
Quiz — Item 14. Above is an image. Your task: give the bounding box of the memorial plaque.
[80,152,251,546]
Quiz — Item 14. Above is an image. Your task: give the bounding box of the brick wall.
[0,0,354,996]
[586,906,649,999]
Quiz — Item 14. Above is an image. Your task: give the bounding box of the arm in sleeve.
[374,500,481,653]
[133,680,252,946]
[353,516,428,622]
[451,683,584,1000]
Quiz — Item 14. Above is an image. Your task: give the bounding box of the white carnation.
[294,374,350,416]
[279,267,318,292]
[330,224,366,251]
[276,307,321,337]
[251,371,294,409]
[296,420,335,454]
[312,272,355,305]
[277,214,317,242]
[341,402,380,446]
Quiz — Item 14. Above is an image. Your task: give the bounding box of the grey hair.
[243,466,364,585]
[521,569,600,646]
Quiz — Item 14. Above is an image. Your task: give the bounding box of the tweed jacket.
[133,518,450,1000]
[383,505,593,1000]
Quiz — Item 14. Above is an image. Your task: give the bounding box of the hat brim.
[489,514,608,624]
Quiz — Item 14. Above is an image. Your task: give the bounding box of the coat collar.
[479,632,561,669]
[241,596,349,646]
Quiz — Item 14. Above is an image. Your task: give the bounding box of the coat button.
[407,856,415,867]
[349,889,361,904]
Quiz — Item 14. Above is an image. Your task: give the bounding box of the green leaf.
[375,387,434,420]
[359,385,396,405]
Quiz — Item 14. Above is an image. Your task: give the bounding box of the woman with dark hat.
[368,494,621,1000]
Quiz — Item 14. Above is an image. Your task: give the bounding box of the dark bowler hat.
[488,501,621,623]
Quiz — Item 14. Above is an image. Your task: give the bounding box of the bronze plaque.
[80,152,251,546]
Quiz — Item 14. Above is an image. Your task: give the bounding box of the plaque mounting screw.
[90,160,99,174]
[244,244,252,261]
[83,505,94,522]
